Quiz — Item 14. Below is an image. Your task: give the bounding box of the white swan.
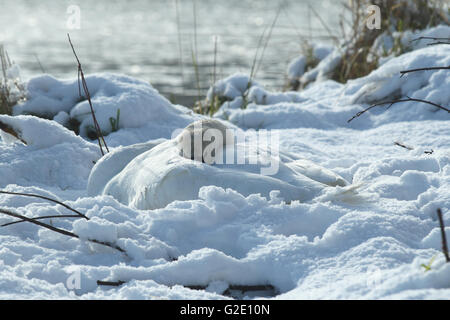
[88,119,354,210]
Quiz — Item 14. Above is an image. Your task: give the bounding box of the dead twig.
[0,190,89,220]
[67,34,109,156]
[411,36,450,43]
[394,141,434,155]
[427,41,450,46]
[97,280,126,287]
[254,5,282,79]
[0,207,80,238]
[394,141,414,151]
[308,4,340,47]
[410,36,450,46]
[96,279,277,297]
[0,207,126,254]
[437,209,450,263]
[400,66,450,77]
[348,97,450,123]
[1,214,81,227]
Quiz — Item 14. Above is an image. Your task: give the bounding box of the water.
[0,0,343,106]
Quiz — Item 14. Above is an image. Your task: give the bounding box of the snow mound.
[343,45,450,105]
[207,73,259,103]
[13,73,202,142]
[0,114,86,148]
[214,45,450,130]
[0,115,99,189]
[287,44,334,80]
[372,25,450,65]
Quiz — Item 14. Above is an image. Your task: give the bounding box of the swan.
[88,119,355,210]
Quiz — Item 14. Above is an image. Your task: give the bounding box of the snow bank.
[13,73,202,145]
[214,45,450,130]
[372,25,450,64]
[287,44,334,80]
[0,115,99,189]
[343,45,450,105]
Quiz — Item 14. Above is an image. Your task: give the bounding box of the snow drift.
[0,37,449,300]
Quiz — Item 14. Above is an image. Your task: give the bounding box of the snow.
[13,73,203,146]
[287,44,334,80]
[1,36,450,299]
[215,45,450,131]
[373,25,450,65]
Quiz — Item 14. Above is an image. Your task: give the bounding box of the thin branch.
[0,190,89,220]
[186,284,276,293]
[411,36,450,42]
[0,207,126,254]
[394,141,413,151]
[427,41,450,46]
[96,280,277,296]
[89,238,126,253]
[308,4,340,46]
[0,207,79,238]
[394,141,434,155]
[249,24,268,82]
[254,5,282,78]
[400,66,450,77]
[33,53,46,74]
[1,214,81,227]
[437,209,450,263]
[67,33,109,156]
[174,0,185,89]
[348,97,450,123]
[97,280,126,287]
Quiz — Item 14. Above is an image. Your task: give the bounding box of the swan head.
[175,119,232,164]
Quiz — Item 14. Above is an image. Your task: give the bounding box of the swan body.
[88,120,352,210]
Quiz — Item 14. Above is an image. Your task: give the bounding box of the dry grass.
[0,45,26,115]
[286,0,449,91]
[331,0,448,83]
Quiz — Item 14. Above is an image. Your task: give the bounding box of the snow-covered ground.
[0,28,449,299]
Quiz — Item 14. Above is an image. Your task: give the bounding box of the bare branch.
[394,141,434,155]
[96,280,277,297]
[0,207,126,255]
[437,209,450,263]
[411,36,450,42]
[348,97,450,123]
[400,66,450,77]
[1,214,81,227]
[97,280,126,287]
[394,141,414,151]
[0,190,89,220]
[0,207,79,238]
[307,4,340,46]
[67,33,109,156]
[427,41,450,46]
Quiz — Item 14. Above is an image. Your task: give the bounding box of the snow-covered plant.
[286,0,449,89]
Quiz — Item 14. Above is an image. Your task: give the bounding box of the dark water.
[0,0,343,106]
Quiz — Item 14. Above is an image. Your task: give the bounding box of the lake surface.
[0,0,343,106]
